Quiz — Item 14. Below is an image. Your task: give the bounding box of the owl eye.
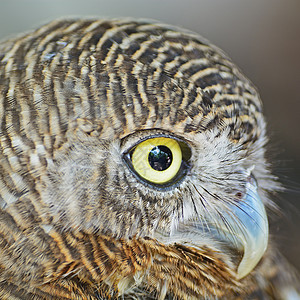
[129,137,185,185]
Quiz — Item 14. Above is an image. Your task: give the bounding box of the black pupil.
[148,145,173,171]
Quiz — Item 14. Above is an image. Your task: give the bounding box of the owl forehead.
[1,19,263,142]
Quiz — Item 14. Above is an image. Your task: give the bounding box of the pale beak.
[213,178,269,279]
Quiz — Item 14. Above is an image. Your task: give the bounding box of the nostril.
[235,192,243,199]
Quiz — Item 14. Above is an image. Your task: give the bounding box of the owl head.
[0,19,280,295]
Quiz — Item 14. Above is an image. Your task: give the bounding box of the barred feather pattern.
[0,19,299,299]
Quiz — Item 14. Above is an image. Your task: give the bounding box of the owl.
[0,19,299,299]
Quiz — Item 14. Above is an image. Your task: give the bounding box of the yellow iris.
[131,137,182,184]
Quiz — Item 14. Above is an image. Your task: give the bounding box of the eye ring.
[131,137,182,184]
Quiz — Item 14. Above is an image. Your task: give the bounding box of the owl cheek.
[154,176,269,280]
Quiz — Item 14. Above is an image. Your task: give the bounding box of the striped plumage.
[0,19,299,299]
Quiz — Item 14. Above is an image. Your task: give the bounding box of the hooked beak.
[211,178,269,279]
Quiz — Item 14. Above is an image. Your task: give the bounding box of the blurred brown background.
[0,0,299,272]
